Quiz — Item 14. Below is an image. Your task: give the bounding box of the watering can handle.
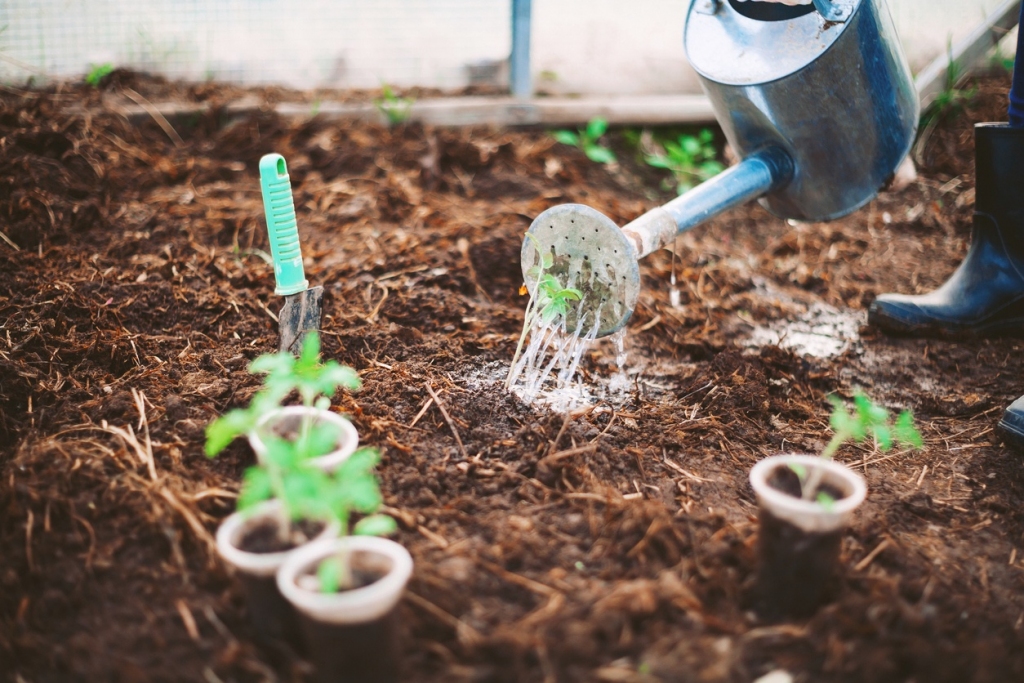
[811,0,853,22]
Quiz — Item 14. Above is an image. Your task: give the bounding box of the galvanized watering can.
[522,0,919,337]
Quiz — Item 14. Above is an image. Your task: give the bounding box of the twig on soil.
[408,397,434,429]
[418,525,450,549]
[539,443,597,469]
[548,411,574,456]
[122,88,185,148]
[457,237,492,303]
[0,229,20,251]
[176,600,200,641]
[854,538,892,572]
[364,284,389,323]
[159,488,218,556]
[405,591,483,645]
[256,299,279,323]
[202,606,237,643]
[425,383,468,460]
[25,509,34,572]
[477,558,558,596]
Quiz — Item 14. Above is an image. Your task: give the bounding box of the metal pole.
[510,0,532,99]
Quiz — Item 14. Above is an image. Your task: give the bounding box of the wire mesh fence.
[0,0,511,89]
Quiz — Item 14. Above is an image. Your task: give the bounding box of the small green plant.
[374,83,413,126]
[312,447,398,593]
[552,117,617,165]
[240,439,396,587]
[86,63,114,87]
[505,234,582,389]
[793,391,923,503]
[921,38,978,130]
[204,331,361,458]
[644,128,724,194]
[206,332,391,556]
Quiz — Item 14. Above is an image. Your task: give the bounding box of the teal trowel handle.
[259,154,309,296]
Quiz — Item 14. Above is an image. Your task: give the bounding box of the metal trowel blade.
[278,285,324,355]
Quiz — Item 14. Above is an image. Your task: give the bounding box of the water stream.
[507,294,634,412]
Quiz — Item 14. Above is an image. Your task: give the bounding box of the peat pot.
[249,405,359,472]
[216,500,339,649]
[748,454,867,619]
[277,536,414,683]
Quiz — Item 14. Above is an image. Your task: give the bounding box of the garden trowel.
[259,153,323,355]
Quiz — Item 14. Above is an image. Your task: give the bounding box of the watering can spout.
[622,147,794,260]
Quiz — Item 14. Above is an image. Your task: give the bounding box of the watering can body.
[685,0,919,221]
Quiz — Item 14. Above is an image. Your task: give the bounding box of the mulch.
[2,70,1024,682]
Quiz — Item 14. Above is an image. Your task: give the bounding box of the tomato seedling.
[552,117,617,165]
[204,331,360,458]
[794,391,923,503]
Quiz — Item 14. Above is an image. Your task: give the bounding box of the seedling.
[309,448,398,594]
[921,38,977,130]
[204,331,361,458]
[644,128,724,193]
[86,63,114,87]
[505,233,582,389]
[794,391,923,503]
[552,118,617,165]
[374,83,413,126]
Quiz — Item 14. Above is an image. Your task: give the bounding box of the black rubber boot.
[999,396,1024,450]
[868,124,1024,338]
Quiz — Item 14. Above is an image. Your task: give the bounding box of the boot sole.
[998,417,1024,452]
[867,308,1024,341]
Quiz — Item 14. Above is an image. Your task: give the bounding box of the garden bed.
[3,71,1024,682]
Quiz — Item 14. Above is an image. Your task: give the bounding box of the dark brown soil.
[3,71,1024,683]
[240,519,326,555]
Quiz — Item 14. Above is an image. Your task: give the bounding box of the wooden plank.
[915,0,1021,108]
[111,93,717,128]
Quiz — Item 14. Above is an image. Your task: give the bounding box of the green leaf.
[317,556,342,594]
[585,117,608,140]
[680,136,701,157]
[249,352,294,377]
[283,468,331,520]
[644,155,673,170]
[675,178,694,194]
[557,287,582,301]
[300,420,342,460]
[262,437,301,470]
[895,410,924,449]
[698,128,714,144]
[552,130,580,146]
[585,146,617,165]
[238,467,274,511]
[354,514,398,537]
[698,161,725,178]
[204,408,255,457]
[788,462,807,481]
[298,331,322,369]
[873,424,893,451]
[816,491,836,511]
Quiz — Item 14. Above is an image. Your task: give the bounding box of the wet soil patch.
[3,72,1024,682]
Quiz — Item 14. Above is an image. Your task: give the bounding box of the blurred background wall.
[0,0,1016,93]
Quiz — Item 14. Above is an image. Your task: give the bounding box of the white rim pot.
[216,499,340,578]
[278,536,413,683]
[749,454,867,534]
[748,454,867,619]
[277,536,413,625]
[248,406,359,473]
[216,500,340,647]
